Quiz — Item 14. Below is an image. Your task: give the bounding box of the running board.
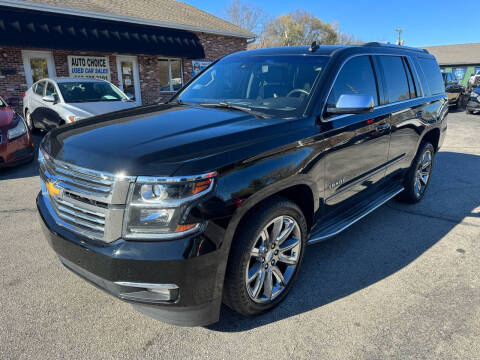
[307,184,404,244]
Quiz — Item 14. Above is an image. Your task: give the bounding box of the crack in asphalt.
[0,208,37,214]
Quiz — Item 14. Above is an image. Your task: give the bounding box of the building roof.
[423,43,480,66]
[0,0,254,39]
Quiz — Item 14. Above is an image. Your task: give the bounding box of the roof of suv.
[232,43,430,57]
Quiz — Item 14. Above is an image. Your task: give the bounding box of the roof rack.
[362,42,429,54]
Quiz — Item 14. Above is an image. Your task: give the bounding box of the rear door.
[322,55,391,213]
[375,55,426,178]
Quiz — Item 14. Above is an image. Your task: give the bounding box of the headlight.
[67,115,83,123]
[7,115,27,140]
[123,172,216,240]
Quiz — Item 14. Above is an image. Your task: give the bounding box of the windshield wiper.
[199,102,268,119]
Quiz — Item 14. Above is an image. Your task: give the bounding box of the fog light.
[115,281,179,303]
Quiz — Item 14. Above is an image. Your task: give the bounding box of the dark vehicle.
[37,43,448,326]
[466,87,480,114]
[442,72,465,107]
[0,95,34,168]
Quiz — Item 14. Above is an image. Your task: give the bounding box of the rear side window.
[418,58,444,95]
[403,58,418,98]
[328,55,379,109]
[378,56,411,103]
[35,81,45,96]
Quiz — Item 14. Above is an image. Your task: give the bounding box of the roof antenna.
[309,41,319,52]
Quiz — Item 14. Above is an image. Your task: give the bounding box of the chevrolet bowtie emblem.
[46,181,61,196]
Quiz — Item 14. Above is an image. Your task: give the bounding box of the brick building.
[0,0,253,112]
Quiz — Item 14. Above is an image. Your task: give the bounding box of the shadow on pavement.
[208,151,480,332]
[0,133,43,180]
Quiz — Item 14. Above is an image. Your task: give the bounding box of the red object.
[0,95,34,168]
[366,119,374,125]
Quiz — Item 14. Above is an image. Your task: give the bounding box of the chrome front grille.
[39,150,133,242]
[52,194,106,237]
[41,153,115,200]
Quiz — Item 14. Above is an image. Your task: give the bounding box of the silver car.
[23,78,136,130]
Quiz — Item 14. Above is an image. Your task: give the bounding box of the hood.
[62,101,137,118]
[0,106,14,128]
[44,104,294,176]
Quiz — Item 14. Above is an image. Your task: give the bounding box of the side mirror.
[326,94,375,115]
[42,95,56,103]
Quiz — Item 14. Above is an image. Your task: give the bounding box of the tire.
[397,142,435,204]
[466,109,473,114]
[25,110,35,131]
[223,196,307,316]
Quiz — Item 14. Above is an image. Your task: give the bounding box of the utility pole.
[395,29,404,45]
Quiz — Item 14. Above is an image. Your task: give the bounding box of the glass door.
[22,51,56,87]
[116,56,141,106]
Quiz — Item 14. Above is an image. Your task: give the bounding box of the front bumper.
[0,132,34,168]
[37,193,224,326]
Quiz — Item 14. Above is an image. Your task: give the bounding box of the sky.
[183,0,477,47]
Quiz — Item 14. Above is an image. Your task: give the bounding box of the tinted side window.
[327,56,379,110]
[46,82,57,97]
[379,56,410,103]
[403,58,418,98]
[418,58,444,95]
[35,81,45,96]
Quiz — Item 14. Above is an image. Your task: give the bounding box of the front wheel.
[223,197,307,316]
[397,142,435,204]
[25,110,34,131]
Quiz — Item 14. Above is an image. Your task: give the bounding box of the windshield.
[58,81,127,103]
[176,55,329,117]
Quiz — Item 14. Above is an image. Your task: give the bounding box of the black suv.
[37,43,448,326]
[442,71,465,107]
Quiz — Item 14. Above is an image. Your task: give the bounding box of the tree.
[226,0,267,36]
[257,10,357,48]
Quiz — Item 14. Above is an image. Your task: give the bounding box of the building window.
[452,67,466,80]
[158,58,183,92]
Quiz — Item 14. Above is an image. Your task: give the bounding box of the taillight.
[22,92,26,98]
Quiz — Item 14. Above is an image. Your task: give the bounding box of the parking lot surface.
[1,110,479,360]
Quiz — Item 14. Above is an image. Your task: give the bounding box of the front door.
[22,50,56,87]
[321,55,391,214]
[117,56,141,106]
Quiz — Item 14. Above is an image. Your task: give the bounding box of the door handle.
[375,123,390,133]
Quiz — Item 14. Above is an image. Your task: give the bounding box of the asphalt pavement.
[1,109,479,359]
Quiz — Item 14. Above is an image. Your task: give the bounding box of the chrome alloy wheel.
[245,215,302,303]
[414,149,432,197]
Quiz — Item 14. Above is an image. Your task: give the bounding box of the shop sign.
[68,56,111,81]
[192,60,212,77]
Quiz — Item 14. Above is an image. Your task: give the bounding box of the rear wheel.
[466,109,473,114]
[223,197,307,316]
[397,142,435,204]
